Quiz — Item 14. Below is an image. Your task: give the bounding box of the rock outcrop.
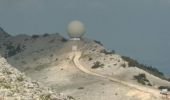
[0,56,71,100]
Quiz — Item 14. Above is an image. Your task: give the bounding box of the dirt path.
[72,51,161,100]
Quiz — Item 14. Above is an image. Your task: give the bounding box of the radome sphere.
[67,20,85,38]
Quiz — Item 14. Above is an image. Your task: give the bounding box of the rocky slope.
[80,40,170,87]
[0,27,170,100]
[0,56,72,100]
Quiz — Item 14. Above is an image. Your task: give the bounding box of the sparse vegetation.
[55,58,58,61]
[111,50,115,54]
[100,49,115,55]
[134,73,152,86]
[17,75,24,82]
[0,56,67,100]
[121,63,126,68]
[78,87,84,89]
[0,27,10,38]
[5,42,23,57]
[88,57,92,61]
[32,35,39,39]
[67,96,75,100]
[94,40,103,46]
[40,94,51,100]
[21,60,27,64]
[0,82,11,89]
[43,33,50,37]
[24,38,29,41]
[91,61,104,69]
[168,78,170,82]
[158,86,170,91]
[61,37,68,42]
[5,70,13,75]
[35,64,49,71]
[121,56,167,81]
[49,39,55,43]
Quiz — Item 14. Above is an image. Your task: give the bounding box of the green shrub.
[32,35,39,39]
[67,96,75,100]
[91,61,104,69]
[40,94,51,100]
[5,42,23,57]
[49,39,55,43]
[88,57,92,61]
[43,33,49,37]
[100,49,113,55]
[121,63,126,68]
[134,73,151,86]
[61,37,68,42]
[111,50,115,54]
[121,55,166,80]
[17,75,24,82]
[78,87,84,89]
[94,40,103,46]
[35,64,49,71]
[158,86,170,91]
[168,78,170,82]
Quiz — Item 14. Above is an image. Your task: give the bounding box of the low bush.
[168,78,170,82]
[67,96,75,100]
[121,55,166,81]
[94,40,103,46]
[61,37,68,42]
[134,73,152,86]
[91,61,104,69]
[88,57,92,61]
[111,50,115,54]
[100,49,113,55]
[121,63,126,68]
[35,64,49,71]
[43,33,49,37]
[158,86,170,91]
[78,87,84,89]
[5,42,23,57]
[32,35,39,39]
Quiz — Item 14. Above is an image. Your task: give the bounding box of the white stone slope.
[1,32,169,88]
[80,39,170,87]
[24,51,160,100]
[74,51,166,98]
[0,33,65,71]
[0,32,170,100]
[0,56,71,100]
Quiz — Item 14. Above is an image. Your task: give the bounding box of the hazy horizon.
[0,0,170,76]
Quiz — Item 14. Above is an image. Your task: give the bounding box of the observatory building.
[67,20,86,51]
[67,20,85,40]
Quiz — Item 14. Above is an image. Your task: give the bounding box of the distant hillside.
[0,56,71,100]
[0,27,169,100]
[91,40,169,82]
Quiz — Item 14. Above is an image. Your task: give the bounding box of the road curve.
[72,51,160,99]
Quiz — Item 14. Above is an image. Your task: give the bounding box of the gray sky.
[0,0,170,75]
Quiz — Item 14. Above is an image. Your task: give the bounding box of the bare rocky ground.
[0,56,73,100]
[0,28,170,100]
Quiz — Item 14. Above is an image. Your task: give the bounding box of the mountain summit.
[0,31,169,100]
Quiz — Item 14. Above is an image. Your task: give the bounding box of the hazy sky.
[0,0,170,75]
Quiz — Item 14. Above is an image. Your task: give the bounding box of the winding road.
[72,51,161,99]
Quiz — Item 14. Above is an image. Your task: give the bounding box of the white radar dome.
[67,20,85,38]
